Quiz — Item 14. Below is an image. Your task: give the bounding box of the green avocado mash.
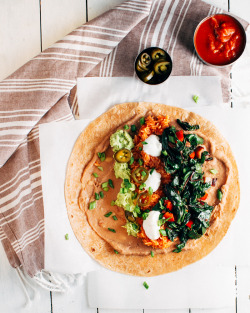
[114,162,130,180]
[110,130,134,153]
[123,221,139,237]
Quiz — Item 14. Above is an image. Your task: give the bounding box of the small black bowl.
[135,47,172,85]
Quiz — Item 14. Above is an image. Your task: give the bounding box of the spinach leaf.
[177,119,200,131]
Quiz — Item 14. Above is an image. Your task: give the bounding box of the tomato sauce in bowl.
[194,14,246,66]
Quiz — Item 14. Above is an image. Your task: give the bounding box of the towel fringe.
[15,267,84,307]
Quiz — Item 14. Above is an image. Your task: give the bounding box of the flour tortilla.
[65,102,240,276]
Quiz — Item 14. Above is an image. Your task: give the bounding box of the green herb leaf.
[104,212,112,217]
[148,187,153,195]
[102,182,108,188]
[129,156,134,165]
[150,250,154,257]
[177,119,200,131]
[97,152,106,162]
[159,229,167,236]
[142,141,148,145]
[131,125,136,132]
[162,150,168,156]
[112,215,118,221]
[99,191,104,199]
[114,250,119,254]
[138,158,143,166]
[89,201,96,210]
[139,183,146,190]
[97,166,103,171]
[108,228,116,233]
[150,168,155,174]
[139,147,142,151]
[124,125,129,130]
[140,117,145,125]
[141,171,147,177]
[93,172,98,178]
[95,192,100,200]
[142,212,149,220]
[108,179,114,189]
[103,187,109,192]
[217,189,223,201]
[193,95,199,103]
[143,281,149,289]
[124,179,132,189]
[209,169,218,174]
[111,200,116,206]
[65,233,69,240]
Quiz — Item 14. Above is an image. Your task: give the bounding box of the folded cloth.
[0,0,248,277]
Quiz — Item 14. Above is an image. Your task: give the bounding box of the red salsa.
[194,14,246,66]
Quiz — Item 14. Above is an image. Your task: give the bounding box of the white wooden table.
[0,1,249,312]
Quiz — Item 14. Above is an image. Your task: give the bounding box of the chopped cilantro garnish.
[97,166,103,171]
[148,187,153,195]
[108,228,116,233]
[159,229,167,236]
[99,191,104,199]
[142,141,148,145]
[93,172,98,178]
[95,192,100,200]
[139,147,142,151]
[138,158,143,166]
[140,117,145,125]
[111,200,116,206]
[150,250,154,257]
[97,152,106,162]
[129,156,134,165]
[103,187,109,192]
[65,233,69,240]
[89,201,96,210]
[114,250,119,254]
[143,281,149,289]
[104,212,112,217]
[112,215,118,221]
[124,125,129,130]
[162,150,168,156]
[142,212,149,220]
[209,169,218,174]
[141,171,147,177]
[193,95,199,103]
[150,168,155,174]
[139,183,146,190]
[102,182,108,189]
[131,125,136,132]
[108,179,114,189]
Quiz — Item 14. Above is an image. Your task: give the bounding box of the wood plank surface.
[0,0,41,81]
[41,0,86,50]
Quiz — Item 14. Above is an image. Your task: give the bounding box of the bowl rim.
[193,13,247,68]
[134,46,173,85]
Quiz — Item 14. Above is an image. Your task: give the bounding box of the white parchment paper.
[39,76,250,309]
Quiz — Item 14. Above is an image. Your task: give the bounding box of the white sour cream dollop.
[145,170,161,192]
[143,135,162,157]
[143,211,161,240]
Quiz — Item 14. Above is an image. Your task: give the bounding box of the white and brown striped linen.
[0,0,248,276]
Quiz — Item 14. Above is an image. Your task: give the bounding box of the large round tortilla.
[65,102,240,276]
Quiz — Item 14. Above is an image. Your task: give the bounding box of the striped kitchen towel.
[0,0,248,277]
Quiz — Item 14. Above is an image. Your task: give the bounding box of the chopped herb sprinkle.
[108,179,114,189]
[97,152,106,162]
[162,150,168,156]
[217,189,223,201]
[138,158,143,166]
[129,156,134,165]
[140,117,145,125]
[159,229,167,236]
[142,141,148,145]
[143,281,149,289]
[139,147,142,151]
[103,187,109,192]
[89,201,96,210]
[150,250,154,257]
[150,168,155,174]
[193,95,199,103]
[108,228,116,233]
[104,212,112,217]
[95,192,100,200]
[124,125,129,130]
[93,172,98,178]
[111,200,116,206]
[99,191,104,199]
[131,125,136,132]
[209,169,218,174]
[148,187,153,195]
[114,250,119,254]
[102,182,109,188]
[97,166,103,171]
[112,215,118,221]
[65,233,69,240]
